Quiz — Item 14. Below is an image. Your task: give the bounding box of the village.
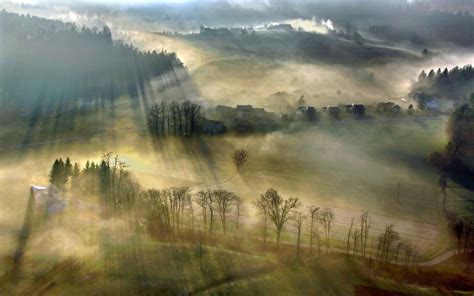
[201,96,433,136]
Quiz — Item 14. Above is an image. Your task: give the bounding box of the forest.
[411,64,474,105]
[0,10,183,113]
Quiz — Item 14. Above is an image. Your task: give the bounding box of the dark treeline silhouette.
[451,218,474,254]
[147,100,201,137]
[411,65,474,105]
[367,10,474,47]
[0,10,183,113]
[429,98,474,175]
[446,99,474,168]
[307,2,474,48]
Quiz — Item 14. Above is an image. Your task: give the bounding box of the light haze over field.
[1,0,474,294]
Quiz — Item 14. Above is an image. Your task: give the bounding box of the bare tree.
[233,149,249,171]
[207,192,215,234]
[183,101,190,136]
[170,101,178,135]
[160,101,167,135]
[309,206,320,255]
[188,102,202,135]
[143,189,172,235]
[253,198,269,248]
[293,211,304,259]
[360,211,370,256]
[404,242,412,267]
[256,189,300,249]
[377,224,399,263]
[395,242,403,265]
[147,104,162,136]
[196,190,210,234]
[187,194,195,235]
[452,219,464,253]
[347,218,354,254]
[166,187,188,233]
[317,208,334,251]
[353,229,359,255]
[213,189,237,234]
[235,197,243,232]
[177,103,183,136]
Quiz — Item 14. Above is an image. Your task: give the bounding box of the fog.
[1,1,474,294]
[3,1,473,110]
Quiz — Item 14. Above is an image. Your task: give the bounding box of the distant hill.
[0,10,184,113]
[171,26,419,66]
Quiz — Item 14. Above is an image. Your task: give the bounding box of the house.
[236,105,254,119]
[323,106,341,119]
[202,119,225,135]
[376,102,401,115]
[296,106,318,122]
[345,104,354,113]
[213,104,276,126]
[306,107,317,121]
[215,105,234,115]
[352,104,366,118]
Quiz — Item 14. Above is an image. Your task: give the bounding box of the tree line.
[412,64,474,104]
[49,153,139,210]
[48,154,421,265]
[429,97,474,174]
[147,100,202,137]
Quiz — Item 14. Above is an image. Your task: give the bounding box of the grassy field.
[2,104,474,294]
[0,111,468,258]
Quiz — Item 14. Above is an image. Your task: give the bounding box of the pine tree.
[65,157,73,180]
[72,163,80,178]
[84,160,90,174]
[58,158,67,188]
[49,159,61,186]
[71,162,81,188]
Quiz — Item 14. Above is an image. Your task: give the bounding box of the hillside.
[0,11,184,114]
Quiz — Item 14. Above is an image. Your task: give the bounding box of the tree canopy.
[411,64,474,103]
[0,10,184,112]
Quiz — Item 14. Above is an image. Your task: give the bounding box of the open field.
[1,113,470,264]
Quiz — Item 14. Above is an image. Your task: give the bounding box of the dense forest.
[0,10,184,113]
[411,64,474,104]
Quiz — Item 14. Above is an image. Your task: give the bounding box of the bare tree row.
[147,101,201,137]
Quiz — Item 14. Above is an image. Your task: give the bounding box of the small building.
[306,107,317,121]
[323,106,341,119]
[296,106,318,122]
[345,104,354,113]
[202,119,225,135]
[352,104,366,118]
[376,102,401,115]
[236,105,254,119]
[215,105,234,114]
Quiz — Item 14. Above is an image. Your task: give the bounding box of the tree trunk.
[263,215,267,248]
[310,218,314,255]
[276,228,281,250]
